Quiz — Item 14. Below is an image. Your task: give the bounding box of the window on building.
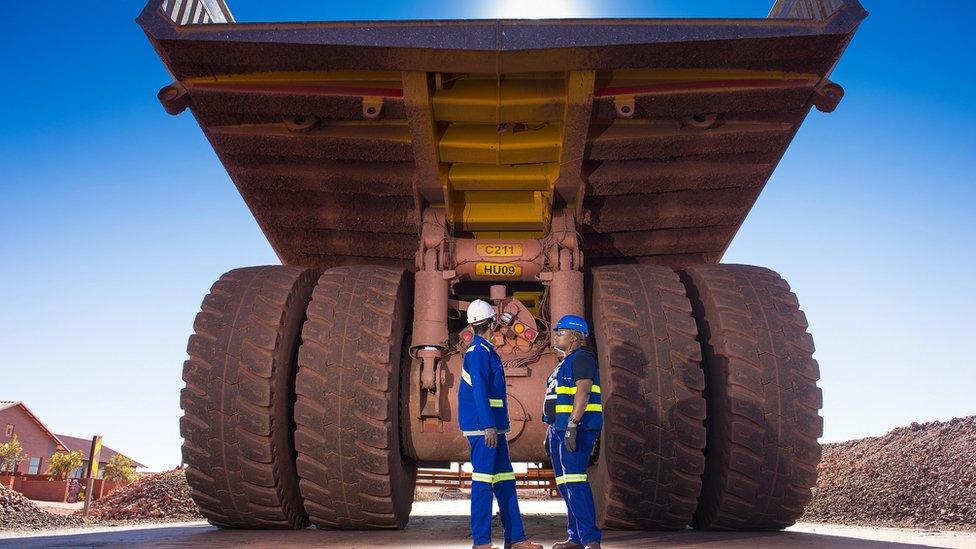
[3,424,12,437]
[70,466,84,479]
[27,457,41,475]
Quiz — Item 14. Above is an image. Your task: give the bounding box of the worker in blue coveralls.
[458,299,543,549]
[543,315,603,549]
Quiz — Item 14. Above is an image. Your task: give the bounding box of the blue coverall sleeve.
[466,348,496,429]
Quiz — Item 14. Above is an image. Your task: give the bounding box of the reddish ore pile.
[83,468,202,521]
[803,416,976,529]
[0,484,85,530]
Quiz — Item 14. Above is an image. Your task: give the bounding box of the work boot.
[583,544,601,549]
[507,541,543,549]
[473,545,500,549]
[551,540,583,549]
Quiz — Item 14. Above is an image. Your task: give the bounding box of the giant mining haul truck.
[139,0,866,532]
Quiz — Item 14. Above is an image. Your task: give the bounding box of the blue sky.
[1,1,973,471]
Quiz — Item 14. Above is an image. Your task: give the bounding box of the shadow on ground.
[0,514,944,548]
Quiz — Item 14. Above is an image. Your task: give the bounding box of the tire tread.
[293,266,416,530]
[680,264,822,531]
[180,265,315,529]
[591,264,707,529]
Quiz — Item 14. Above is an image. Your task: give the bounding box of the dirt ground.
[3,500,976,548]
[31,501,83,517]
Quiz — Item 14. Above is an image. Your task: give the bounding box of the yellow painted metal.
[512,291,543,317]
[449,164,555,191]
[431,73,594,233]
[453,191,549,231]
[184,70,403,87]
[433,76,566,123]
[87,437,103,478]
[439,123,562,164]
[597,68,821,87]
[471,231,543,239]
[475,262,523,278]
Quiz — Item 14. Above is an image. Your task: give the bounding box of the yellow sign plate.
[88,437,103,478]
[476,243,523,257]
[475,263,522,278]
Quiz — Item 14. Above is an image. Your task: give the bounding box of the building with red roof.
[1,400,144,478]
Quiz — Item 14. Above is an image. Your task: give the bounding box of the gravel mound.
[0,484,86,530]
[803,416,976,530]
[83,468,202,521]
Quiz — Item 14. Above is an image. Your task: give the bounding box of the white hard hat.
[467,299,496,326]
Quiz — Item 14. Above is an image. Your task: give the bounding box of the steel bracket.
[812,81,845,113]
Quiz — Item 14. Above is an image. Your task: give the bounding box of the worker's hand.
[565,423,578,452]
[484,427,498,448]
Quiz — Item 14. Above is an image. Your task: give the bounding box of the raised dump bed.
[140,0,864,269]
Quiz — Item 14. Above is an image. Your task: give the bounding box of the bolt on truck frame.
[139,0,866,531]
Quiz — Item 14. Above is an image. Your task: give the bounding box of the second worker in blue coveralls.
[543,315,603,549]
[458,299,543,549]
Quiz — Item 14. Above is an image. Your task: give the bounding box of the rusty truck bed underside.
[140,1,865,271]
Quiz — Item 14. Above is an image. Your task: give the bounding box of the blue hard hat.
[554,315,589,337]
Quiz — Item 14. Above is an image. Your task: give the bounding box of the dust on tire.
[181,265,315,529]
[590,264,707,529]
[679,264,822,531]
[293,266,417,529]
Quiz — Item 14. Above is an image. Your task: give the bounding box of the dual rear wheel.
[179,263,821,531]
[180,265,414,530]
[589,264,822,531]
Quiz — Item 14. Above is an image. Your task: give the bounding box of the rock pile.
[84,468,201,521]
[803,416,976,529]
[0,484,85,530]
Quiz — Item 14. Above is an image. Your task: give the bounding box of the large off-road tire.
[679,264,822,530]
[590,265,707,529]
[294,266,417,529]
[181,266,316,529]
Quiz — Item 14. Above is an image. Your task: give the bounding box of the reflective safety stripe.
[555,403,603,413]
[471,471,516,484]
[489,399,504,408]
[461,369,472,386]
[465,342,493,354]
[554,473,588,485]
[493,472,515,482]
[555,385,601,395]
[471,472,494,483]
